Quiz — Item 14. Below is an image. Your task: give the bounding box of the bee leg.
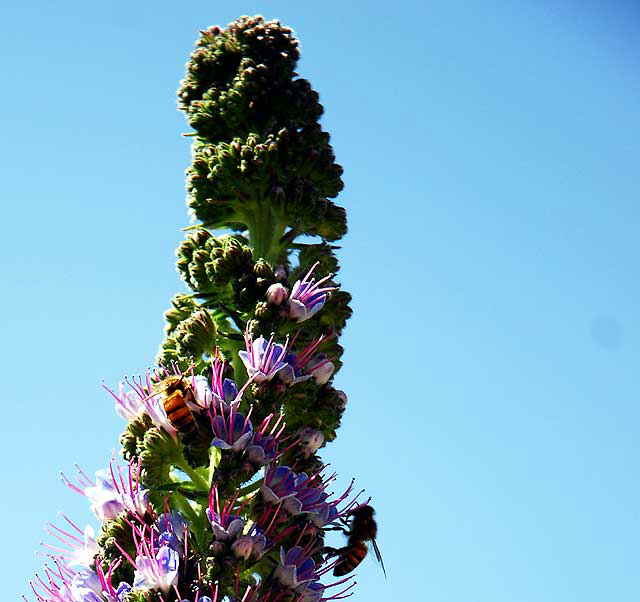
[324,526,349,535]
[321,546,340,558]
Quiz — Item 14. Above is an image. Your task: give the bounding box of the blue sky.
[2,1,639,600]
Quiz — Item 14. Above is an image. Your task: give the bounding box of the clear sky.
[2,1,639,600]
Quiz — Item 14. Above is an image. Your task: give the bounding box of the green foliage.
[123,591,151,602]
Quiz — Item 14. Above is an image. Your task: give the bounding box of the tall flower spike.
[26,16,378,602]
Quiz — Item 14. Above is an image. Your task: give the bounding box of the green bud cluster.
[176,15,346,260]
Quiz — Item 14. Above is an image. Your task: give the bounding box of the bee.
[158,376,197,436]
[331,504,386,578]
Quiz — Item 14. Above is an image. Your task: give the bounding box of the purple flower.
[156,511,187,541]
[43,516,98,568]
[231,532,267,561]
[156,511,187,551]
[61,468,124,521]
[29,556,129,602]
[206,488,245,541]
[275,547,319,589]
[211,409,253,451]
[288,262,336,323]
[231,536,254,560]
[193,359,239,410]
[283,486,328,516]
[105,374,178,439]
[129,527,179,594]
[299,582,325,602]
[261,466,298,504]
[239,332,290,383]
[245,431,278,465]
[245,412,285,465]
[278,333,334,386]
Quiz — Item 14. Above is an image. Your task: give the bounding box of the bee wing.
[371,538,387,579]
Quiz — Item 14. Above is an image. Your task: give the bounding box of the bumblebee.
[158,376,197,436]
[330,504,386,577]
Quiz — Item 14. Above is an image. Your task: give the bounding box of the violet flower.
[117,526,179,594]
[206,488,245,541]
[192,358,238,410]
[288,262,336,323]
[245,412,285,466]
[43,516,98,568]
[279,333,334,386]
[104,374,178,439]
[238,332,290,383]
[275,546,319,589]
[261,466,297,504]
[211,408,253,451]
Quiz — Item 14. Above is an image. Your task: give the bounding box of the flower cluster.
[25,15,379,602]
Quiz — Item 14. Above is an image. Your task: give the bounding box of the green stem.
[174,457,209,491]
[229,339,247,388]
[237,477,263,498]
[247,203,286,264]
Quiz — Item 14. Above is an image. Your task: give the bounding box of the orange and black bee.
[331,504,386,578]
[159,376,197,436]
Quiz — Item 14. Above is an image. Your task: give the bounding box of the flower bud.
[274,265,287,280]
[266,283,288,305]
[210,541,226,556]
[246,445,266,465]
[336,390,347,409]
[251,534,267,560]
[299,428,324,456]
[308,355,335,385]
[231,536,254,560]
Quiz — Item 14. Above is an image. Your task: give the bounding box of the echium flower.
[211,405,253,451]
[245,412,286,466]
[239,331,290,383]
[192,357,239,410]
[261,465,298,504]
[206,487,244,542]
[42,516,99,568]
[289,262,337,323]
[116,524,180,594]
[28,556,130,602]
[156,511,188,551]
[61,459,149,520]
[280,333,336,386]
[104,374,178,439]
[275,546,319,589]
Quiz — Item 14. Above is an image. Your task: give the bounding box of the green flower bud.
[120,413,153,461]
[163,294,198,335]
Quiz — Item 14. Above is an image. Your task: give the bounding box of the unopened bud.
[251,534,267,559]
[231,536,254,560]
[274,265,287,280]
[308,355,335,385]
[210,541,225,556]
[336,390,348,409]
[266,283,288,305]
[299,428,324,456]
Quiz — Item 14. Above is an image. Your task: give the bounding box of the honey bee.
[159,376,197,436]
[331,504,386,578]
